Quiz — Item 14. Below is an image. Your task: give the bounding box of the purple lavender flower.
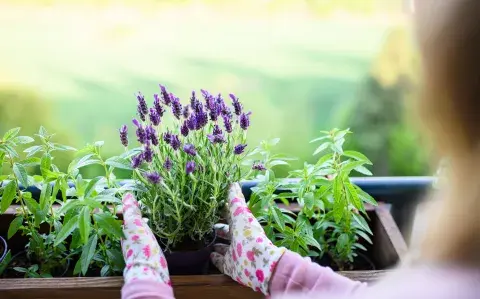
[223,115,232,133]
[131,153,144,168]
[145,172,162,185]
[183,143,197,156]
[159,84,171,106]
[182,104,190,119]
[209,103,221,121]
[149,108,161,126]
[153,94,165,116]
[229,93,242,116]
[163,157,172,171]
[195,110,208,129]
[213,124,222,135]
[186,161,196,174]
[200,89,210,99]
[207,133,225,144]
[136,92,148,121]
[180,121,189,137]
[187,115,197,130]
[234,144,247,155]
[143,145,153,163]
[170,134,181,151]
[163,132,172,144]
[132,119,147,144]
[145,125,159,146]
[119,125,128,147]
[170,94,183,120]
[239,112,250,130]
[252,162,266,171]
[191,91,202,113]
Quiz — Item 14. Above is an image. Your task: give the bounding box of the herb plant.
[247,129,377,270]
[120,85,250,248]
[0,126,134,277]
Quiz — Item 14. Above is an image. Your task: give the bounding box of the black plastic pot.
[164,231,217,275]
[0,236,7,263]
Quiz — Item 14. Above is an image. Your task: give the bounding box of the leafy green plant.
[0,126,134,278]
[247,129,377,270]
[120,86,251,249]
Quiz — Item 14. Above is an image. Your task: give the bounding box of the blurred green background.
[0,0,429,177]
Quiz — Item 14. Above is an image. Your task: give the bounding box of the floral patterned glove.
[211,183,286,295]
[122,193,171,286]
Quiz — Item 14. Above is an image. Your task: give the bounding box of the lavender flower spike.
[180,121,189,137]
[163,157,172,171]
[135,124,147,144]
[159,84,171,106]
[143,144,153,163]
[119,125,128,147]
[131,153,144,168]
[170,134,181,151]
[252,162,266,171]
[146,125,159,146]
[234,144,247,155]
[171,94,183,120]
[186,161,196,174]
[136,92,148,121]
[145,172,162,185]
[149,108,161,126]
[239,112,250,130]
[182,104,190,119]
[163,132,172,144]
[229,93,242,116]
[183,143,197,156]
[153,94,165,116]
[223,115,232,133]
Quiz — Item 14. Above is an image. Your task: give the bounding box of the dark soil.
[2,251,70,278]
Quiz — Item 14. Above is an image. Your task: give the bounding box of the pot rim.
[0,236,7,263]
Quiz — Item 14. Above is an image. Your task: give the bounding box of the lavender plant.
[120,86,250,248]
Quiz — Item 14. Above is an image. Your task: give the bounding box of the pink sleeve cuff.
[270,251,366,296]
[122,279,174,299]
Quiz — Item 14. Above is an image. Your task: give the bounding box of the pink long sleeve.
[270,250,366,296]
[122,280,175,299]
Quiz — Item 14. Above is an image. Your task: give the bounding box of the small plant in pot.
[247,129,377,271]
[120,85,251,275]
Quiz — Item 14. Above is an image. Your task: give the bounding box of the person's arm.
[121,193,175,299]
[270,250,366,296]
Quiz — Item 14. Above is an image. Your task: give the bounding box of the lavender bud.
[180,121,189,137]
[163,157,172,171]
[136,125,147,144]
[183,143,197,156]
[187,115,197,130]
[145,172,161,185]
[195,111,208,129]
[143,145,153,163]
[163,132,172,144]
[190,91,198,107]
[221,105,232,119]
[229,93,242,116]
[159,84,171,106]
[171,94,183,120]
[119,125,128,147]
[234,144,247,155]
[209,103,220,121]
[146,125,159,146]
[149,108,161,126]
[252,162,266,171]
[170,134,181,151]
[186,161,196,174]
[223,115,232,133]
[182,104,190,119]
[136,92,148,121]
[131,153,144,168]
[239,112,250,130]
[213,124,222,135]
[207,133,225,144]
[153,94,165,116]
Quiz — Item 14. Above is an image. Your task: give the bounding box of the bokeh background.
[0,0,429,177]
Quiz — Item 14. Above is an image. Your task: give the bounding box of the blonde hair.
[412,0,480,266]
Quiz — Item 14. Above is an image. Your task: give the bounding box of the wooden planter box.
[0,203,406,299]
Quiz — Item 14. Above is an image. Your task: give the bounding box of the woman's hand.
[121,193,170,286]
[211,183,286,295]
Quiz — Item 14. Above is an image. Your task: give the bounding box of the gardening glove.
[121,193,171,286]
[211,183,287,295]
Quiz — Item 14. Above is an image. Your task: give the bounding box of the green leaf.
[336,233,349,253]
[84,177,101,198]
[353,214,373,235]
[303,192,314,210]
[19,157,41,168]
[331,139,344,154]
[3,128,20,141]
[356,230,372,244]
[313,142,330,156]
[355,186,378,206]
[13,163,29,188]
[58,199,83,215]
[105,156,133,170]
[315,153,334,167]
[341,160,367,174]
[303,234,322,250]
[93,213,124,239]
[106,248,125,271]
[344,180,361,210]
[354,165,373,176]
[0,251,12,275]
[94,195,121,204]
[70,154,101,172]
[79,207,91,245]
[0,144,18,158]
[13,267,28,273]
[100,265,110,277]
[343,150,372,164]
[73,259,82,275]
[24,145,42,157]
[309,135,329,143]
[1,181,17,213]
[80,234,98,275]
[53,143,77,151]
[269,206,285,231]
[54,214,79,246]
[353,243,368,251]
[12,136,34,145]
[8,216,23,239]
[269,160,289,168]
[40,154,52,176]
